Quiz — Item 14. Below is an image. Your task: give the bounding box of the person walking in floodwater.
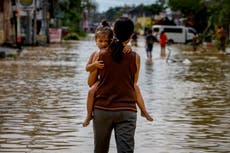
[131,32,138,47]
[145,29,157,60]
[216,25,226,52]
[89,17,153,153]
[83,20,153,128]
[159,30,167,57]
[192,32,198,51]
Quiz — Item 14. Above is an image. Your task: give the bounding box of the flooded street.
[0,35,230,153]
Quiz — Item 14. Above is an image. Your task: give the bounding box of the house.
[0,0,16,45]
[0,0,59,46]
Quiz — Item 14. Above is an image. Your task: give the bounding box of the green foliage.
[59,0,81,32]
[104,7,124,21]
[168,0,230,43]
[64,32,80,40]
[168,0,204,15]
[207,0,230,26]
[168,0,209,33]
[144,4,164,15]
[57,0,97,36]
[104,3,163,22]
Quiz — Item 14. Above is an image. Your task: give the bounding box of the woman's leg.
[134,84,153,121]
[93,109,113,153]
[114,110,137,153]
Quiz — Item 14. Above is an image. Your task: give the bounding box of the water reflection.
[0,38,229,153]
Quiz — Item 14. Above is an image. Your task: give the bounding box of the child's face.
[96,34,110,49]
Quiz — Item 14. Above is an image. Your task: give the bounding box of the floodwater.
[0,35,230,153]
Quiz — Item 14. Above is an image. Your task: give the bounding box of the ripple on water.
[0,40,230,152]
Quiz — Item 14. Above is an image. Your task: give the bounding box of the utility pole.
[25,10,32,45]
[12,0,22,49]
[33,0,37,45]
[42,0,50,44]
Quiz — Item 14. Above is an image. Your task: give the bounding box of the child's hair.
[110,17,134,62]
[95,20,113,43]
[101,20,110,27]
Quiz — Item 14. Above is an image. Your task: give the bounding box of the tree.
[168,0,208,33]
[168,0,202,15]
[144,4,164,15]
[51,0,97,34]
[207,0,230,27]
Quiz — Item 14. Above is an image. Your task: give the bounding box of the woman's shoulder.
[130,51,138,56]
[99,48,111,55]
[127,51,139,61]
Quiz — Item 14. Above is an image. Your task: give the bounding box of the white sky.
[94,0,157,12]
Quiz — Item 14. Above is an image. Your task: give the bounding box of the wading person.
[216,25,226,52]
[83,20,153,127]
[145,29,157,60]
[159,30,167,57]
[89,17,152,153]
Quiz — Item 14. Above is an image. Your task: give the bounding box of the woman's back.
[94,48,137,111]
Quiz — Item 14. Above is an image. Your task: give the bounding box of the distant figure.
[131,32,138,47]
[159,30,167,57]
[145,29,157,59]
[192,32,198,51]
[216,25,226,52]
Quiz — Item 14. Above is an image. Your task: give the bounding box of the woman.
[90,17,141,153]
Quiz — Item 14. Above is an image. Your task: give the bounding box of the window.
[153,28,159,32]
[188,29,196,34]
[164,28,182,33]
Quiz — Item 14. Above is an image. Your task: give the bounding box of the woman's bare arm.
[134,53,140,84]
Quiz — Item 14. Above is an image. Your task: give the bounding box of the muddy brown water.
[0,35,230,153]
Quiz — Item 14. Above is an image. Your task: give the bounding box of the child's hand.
[123,45,132,54]
[94,60,104,69]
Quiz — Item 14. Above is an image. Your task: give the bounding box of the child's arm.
[86,51,104,72]
[87,60,104,73]
[88,69,98,87]
[86,52,96,72]
[134,53,140,84]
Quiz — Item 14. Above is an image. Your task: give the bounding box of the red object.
[160,33,167,47]
[15,11,19,17]
[17,37,22,43]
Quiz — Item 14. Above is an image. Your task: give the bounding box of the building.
[0,0,16,45]
[0,0,57,46]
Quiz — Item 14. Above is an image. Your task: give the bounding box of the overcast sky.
[94,0,157,12]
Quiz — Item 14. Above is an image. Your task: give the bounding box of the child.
[159,30,167,57]
[83,21,153,127]
[145,29,157,60]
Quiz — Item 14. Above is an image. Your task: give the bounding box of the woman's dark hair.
[110,17,134,62]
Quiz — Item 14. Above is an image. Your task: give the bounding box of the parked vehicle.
[152,25,196,44]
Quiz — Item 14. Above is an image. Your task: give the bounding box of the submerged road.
[0,35,230,153]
